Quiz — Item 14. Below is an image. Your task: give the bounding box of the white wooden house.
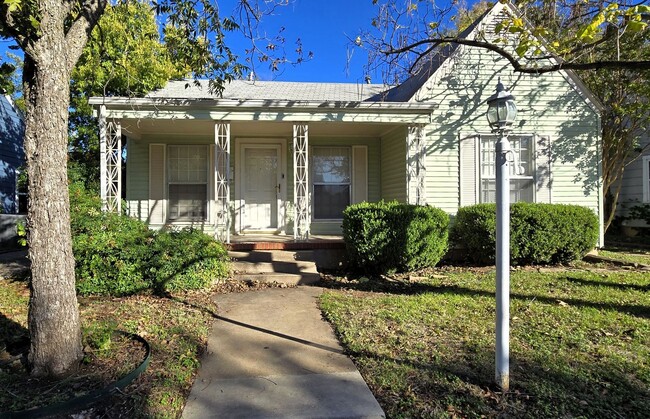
[90,2,604,245]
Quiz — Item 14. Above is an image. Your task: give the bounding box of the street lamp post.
[486,79,517,392]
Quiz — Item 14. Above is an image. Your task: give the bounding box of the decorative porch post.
[407,125,426,205]
[215,122,231,243]
[99,105,122,213]
[293,124,310,240]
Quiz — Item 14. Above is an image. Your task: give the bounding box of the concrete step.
[229,250,321,286]
[233,272,321,286]
[229,250,319,275]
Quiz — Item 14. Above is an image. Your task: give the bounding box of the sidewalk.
[182,286,385,419]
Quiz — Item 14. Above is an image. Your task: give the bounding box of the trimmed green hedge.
[70,182,229,296]
[342,201,449,273]
[451,203,599,265]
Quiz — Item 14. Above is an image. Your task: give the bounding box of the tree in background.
[69,1,188,187]
[358,0,649,84]
[0,0,303,377]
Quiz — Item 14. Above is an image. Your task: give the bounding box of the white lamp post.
[486,79,517,392]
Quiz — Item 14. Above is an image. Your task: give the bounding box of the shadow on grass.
[565,276,650,292]
[347,343,649,418]
[319,277,650,319]
[0,312,29,358]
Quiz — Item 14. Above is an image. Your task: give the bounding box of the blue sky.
[219,0,380,83]
[0,1,463,85]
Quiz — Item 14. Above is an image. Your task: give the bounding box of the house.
[0,94,24,215]
[89,2,604,246]
[617,134,650,232]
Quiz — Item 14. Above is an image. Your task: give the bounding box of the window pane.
[169,184,207,221]
[314,185,350,219]
[481,179,534,203]
[168,145,208,183]
[312,147,350,184]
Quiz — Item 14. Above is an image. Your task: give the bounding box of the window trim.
[478,133,537,204]
[166,144,210,222]
[311,146,352,221]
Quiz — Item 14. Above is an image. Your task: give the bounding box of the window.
[643,156,650,202]
[312,147,351,220]
[167,145,208,221]
[480,135,535,203]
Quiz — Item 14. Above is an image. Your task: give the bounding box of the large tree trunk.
[23,3,83,377]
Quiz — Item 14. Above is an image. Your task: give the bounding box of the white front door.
[242,146,280,230]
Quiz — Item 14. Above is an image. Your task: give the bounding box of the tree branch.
[382,36,650,74]
[64,0,108,74]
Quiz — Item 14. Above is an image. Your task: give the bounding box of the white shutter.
[149,144,166,224]
[352,145,368,204]
[459,135,479,207]
[535,135,552,203]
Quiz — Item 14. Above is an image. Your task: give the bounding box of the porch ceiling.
[119,119,405,138]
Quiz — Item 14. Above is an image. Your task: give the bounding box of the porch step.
[229,250,321,286]
[227,239,345,251]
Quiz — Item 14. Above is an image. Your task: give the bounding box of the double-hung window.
[480,135,535,203]
[167,145,208,221]
[312,147,351,220]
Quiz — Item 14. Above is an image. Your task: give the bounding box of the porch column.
[215,122,231,243]
[99,105,122,213]
[293,124,310,240]
[406,125,426,205]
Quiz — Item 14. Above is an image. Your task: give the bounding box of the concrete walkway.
[182,286,385,419]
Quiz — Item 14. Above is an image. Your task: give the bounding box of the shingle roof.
[146,79,389,102]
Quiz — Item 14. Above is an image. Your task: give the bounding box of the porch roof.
[89,96,434,125]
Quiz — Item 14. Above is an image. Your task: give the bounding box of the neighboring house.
[616,134,650,225]
[90,2,604,245]
[0,94,24,214]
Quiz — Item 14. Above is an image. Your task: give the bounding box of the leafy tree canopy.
[358,0,650,83]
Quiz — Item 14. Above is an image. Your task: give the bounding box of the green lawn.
[598,247,650,266]
[320,268,650,418]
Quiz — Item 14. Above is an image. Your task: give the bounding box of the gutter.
[88,97,435,115]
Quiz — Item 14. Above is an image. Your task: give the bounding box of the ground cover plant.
[319,265,650,418]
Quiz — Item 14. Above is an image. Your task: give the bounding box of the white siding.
[412,26,601,218]
[381,127,407,202]
[617,134,650,215]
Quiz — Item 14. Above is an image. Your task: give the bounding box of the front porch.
[93,96,432,243]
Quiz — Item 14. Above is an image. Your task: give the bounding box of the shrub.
[148,228,230,292]
[451,203,599,265]
[70,181,229,296]
[343,201,449,273]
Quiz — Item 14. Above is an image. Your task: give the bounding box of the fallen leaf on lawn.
[557,300,569,307]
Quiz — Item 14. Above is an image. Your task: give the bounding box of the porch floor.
[226,234,345,251]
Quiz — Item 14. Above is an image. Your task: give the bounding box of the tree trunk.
[23,4,83,376]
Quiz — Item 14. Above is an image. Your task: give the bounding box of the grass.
[319,266,650,418]
[0,274,216,418]
[0,265,286,418]
[598,246,650,266]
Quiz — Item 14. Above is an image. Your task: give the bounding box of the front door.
[242,146,280,230]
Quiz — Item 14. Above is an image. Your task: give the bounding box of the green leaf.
[627,20,647,32]
[29,15,40,30]
[3,0,21,12]
[515,44,529,58]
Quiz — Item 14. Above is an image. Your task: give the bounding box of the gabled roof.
[147,79,388,102]
[369,8,488,102]
[370,1,603,112]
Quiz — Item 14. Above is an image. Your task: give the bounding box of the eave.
[88,97,434,125]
